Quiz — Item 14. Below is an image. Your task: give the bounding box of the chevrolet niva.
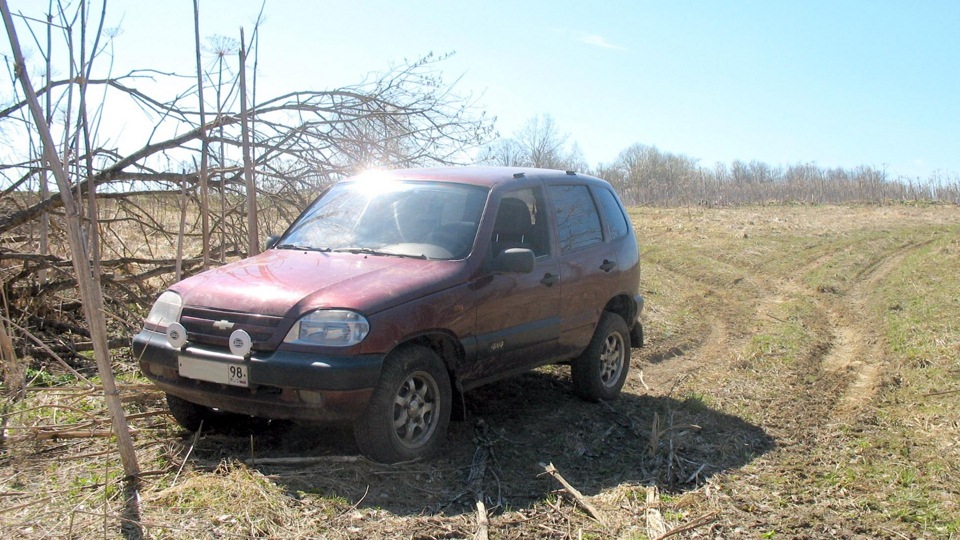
[134,167,644,463]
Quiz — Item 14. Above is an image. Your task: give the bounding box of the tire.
[571,312,631,402]
[166,393,214,431]
[354,345,452,463]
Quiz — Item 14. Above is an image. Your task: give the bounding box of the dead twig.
[684,463,708,484]
[923,388,960,398]
[334,485,369,521]
[638,369,650,391]
[540,462,606,527]
[0,495,54,515]
[172,420,203,486]
[0,314,92,385]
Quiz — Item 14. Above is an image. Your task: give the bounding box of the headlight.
[284,310,369,347]
[144,291,183,331]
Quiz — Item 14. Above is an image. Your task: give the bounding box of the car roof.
[346,166,610,190]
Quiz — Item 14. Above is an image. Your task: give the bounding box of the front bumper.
[133,329,384,422]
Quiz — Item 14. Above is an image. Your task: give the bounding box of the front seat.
[491,198,532,255]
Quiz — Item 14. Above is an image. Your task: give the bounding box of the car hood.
[170,250,466,318]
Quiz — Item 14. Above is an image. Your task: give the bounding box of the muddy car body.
[134,167,644,462]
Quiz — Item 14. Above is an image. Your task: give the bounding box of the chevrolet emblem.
[212,320,235,331]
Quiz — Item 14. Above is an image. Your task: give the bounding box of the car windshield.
[277,180,489,260]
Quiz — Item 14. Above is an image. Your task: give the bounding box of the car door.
[467,186,562,388]
[548,183,620,354]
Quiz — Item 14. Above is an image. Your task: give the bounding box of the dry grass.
[2,203,959,539]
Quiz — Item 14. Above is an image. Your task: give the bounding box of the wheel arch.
[390,331,467,421]
[603,294,637,328]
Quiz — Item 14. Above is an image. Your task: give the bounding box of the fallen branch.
[540,462,606,527]
[244,455,361,466]
[32,429,119,440]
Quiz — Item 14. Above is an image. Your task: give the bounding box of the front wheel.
[354,345,452,463]
[571,312,631,402]
[166,393,214,431]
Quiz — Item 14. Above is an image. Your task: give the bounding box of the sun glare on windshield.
[279,180,488,260]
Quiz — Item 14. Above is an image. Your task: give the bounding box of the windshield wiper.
[274,243,331,252]
[332,247,426,259]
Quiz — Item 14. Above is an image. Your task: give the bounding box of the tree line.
[481,114,960,206]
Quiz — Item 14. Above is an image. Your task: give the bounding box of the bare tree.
[479,137,525,167]
[0,5,495,383]
[478,114,583,171]
[516,114,568,169]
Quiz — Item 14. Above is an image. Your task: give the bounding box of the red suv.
[134,167,644,463]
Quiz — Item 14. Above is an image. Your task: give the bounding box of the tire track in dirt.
[634,257,750,398]
[744,240,926,424]
[639,313,730,396]
[819,241,928,413]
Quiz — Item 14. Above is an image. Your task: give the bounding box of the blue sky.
[5,0,959,180]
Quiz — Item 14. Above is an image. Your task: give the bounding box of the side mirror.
[492,248,535,274]
[265,235,280,250]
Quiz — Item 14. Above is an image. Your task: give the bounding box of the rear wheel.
[572,312,631,402]
[354,345,452,463]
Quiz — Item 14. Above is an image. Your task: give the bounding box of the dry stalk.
[645,484,667,539]
[473,499,489,540]
[649,411,660,457]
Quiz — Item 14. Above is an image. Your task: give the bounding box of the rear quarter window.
[549,184,603,253]
[594,187,630,240]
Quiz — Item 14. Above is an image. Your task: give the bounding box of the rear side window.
[549,185,603,253]
[594,187,630,240]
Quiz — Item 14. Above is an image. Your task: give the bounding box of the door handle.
[540,273,559,286]
[600,259,616,272]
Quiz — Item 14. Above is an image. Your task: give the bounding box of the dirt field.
[2,204,959,539]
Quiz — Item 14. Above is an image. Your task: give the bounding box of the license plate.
[178,355,249,387]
